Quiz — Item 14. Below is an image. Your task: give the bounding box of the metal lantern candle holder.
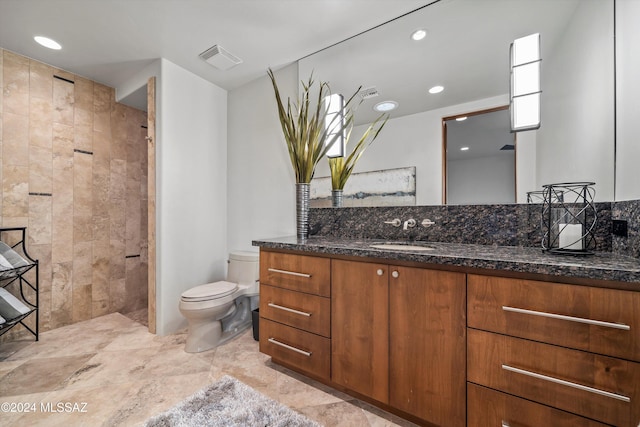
[541,182,596,255]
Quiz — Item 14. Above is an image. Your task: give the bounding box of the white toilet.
[179,251,259,353]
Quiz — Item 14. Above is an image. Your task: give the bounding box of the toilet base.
[183,295,258,353]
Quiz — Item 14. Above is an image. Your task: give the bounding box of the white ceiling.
[0,0,429,109]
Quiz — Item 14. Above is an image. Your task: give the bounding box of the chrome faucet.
[403,219,416,230]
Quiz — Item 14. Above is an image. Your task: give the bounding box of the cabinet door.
[332,259,389,404]
[389,266,466,427]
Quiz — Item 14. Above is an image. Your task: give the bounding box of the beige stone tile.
[39,290,52,332]
[27,244,52,292]
[29,96,53,149]
[109,158,126,200]
[0,390,54,426]
[92,165,110,217]
[53,68,74,82]
[125,199,141,255]
[73,215,93,244]
[28,195,52,245]
[0,48,3,115]
[50,261,73,329]
[92,129,110,169]
[74,76,93,111]
[29,144,52,194]
[110,278,126,312]
[73,151,92,218]
[2,165,28,218]
[0,353,95,397]
[1,216,28,229]
[52,78,74,125]
[29,59,53,100]
[109,198,126,242]
[92,300,110,318]
[3,111,29,166]
[72,283,92,323]
[73,107,93,152]
[103,373,213,427]
[3,50,29,116]
[93,84,113,134]
[126,136,142,163]
[92,215,109,243]
[72,240,92,287]
[101,324,161,352]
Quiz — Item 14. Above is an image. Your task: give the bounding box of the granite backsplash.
[612,199,640,258]
[309,203,615,253]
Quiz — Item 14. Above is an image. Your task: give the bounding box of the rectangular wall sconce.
[510,33,541,132]
[324,93,345,158]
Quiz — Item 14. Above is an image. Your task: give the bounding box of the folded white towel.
[0,242,28,270]
[0,288,31,321]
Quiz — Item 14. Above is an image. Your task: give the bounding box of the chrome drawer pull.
[267,302,312,317]
[502,364,630,402]
[267,268,312,278]
[268,338,312,357]
[501,422,510,427]
[502,306,630,331]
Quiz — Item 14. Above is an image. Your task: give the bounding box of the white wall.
[536,0,614,201]
[315,95,509,205]
[615,0,640,201]
[447,155,515,205]
[155,59,228,335]
[226,64,298,252]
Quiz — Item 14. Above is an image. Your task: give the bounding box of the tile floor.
[0,311,416,426]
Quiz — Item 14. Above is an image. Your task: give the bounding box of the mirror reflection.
[303,0,614,205]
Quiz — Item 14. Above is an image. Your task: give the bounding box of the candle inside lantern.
[558,223,584,250]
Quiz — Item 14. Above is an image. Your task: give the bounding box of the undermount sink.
[369,243,435,251]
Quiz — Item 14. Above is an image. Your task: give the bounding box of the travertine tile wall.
[0,49,148,337]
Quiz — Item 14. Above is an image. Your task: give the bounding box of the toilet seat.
[181,281,238,302]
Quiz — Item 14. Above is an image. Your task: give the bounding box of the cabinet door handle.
[501,422,510,427]
[268,338,312,357]
[267,302,312,317]
[502,306,630,330]
[391,271,399,278]
[376,269,384,276]
[267,268,312,278]
[501,364,630,402]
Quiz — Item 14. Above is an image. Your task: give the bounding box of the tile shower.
[0,49,148,339]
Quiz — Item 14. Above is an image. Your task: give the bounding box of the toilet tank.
[227,251,260,285]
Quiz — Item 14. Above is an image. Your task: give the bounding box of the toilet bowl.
[179,251,259,353]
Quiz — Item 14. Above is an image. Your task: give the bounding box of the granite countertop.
[252,236,640,284]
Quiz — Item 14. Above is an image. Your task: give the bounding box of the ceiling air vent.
[199,45,243,71]
[358,86,379,99]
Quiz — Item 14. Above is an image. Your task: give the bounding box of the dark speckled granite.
[309,203,612,251]
[252,236,640,284]
[612,199,640,258]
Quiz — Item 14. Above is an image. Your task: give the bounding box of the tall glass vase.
[296,183,310,239]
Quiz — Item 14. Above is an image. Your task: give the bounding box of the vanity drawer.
[259,318,330,380]
[260,250,330,297]
[468,274,640,361]
[467,383,610,427]
[467,329,640,426]
[260,284,330,337]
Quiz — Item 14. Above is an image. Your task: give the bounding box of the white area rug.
[144,375,321,427]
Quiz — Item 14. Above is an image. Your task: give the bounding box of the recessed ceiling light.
[411,29,428,41]
[460,146,470,151]
[456,116,468,121]
[374,101,398,112]
[34,36,61,50]
[429,85,444,94]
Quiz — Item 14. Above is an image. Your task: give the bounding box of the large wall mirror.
[303,0,614,205]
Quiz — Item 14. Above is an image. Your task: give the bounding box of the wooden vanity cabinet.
[259,251,331,380]
[332,259,466,427]
[468,274,640,426]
